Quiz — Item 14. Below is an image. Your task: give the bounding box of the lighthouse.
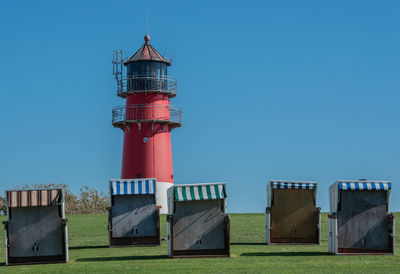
[112,34,182,213]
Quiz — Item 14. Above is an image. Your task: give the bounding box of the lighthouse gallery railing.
[112,105,182,128]
[115,75,177,97]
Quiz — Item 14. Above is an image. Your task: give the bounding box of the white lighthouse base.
[156,182,173,214]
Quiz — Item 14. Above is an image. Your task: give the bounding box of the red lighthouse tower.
[112,35,182,213]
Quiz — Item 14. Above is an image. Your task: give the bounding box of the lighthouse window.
[139,63,146,76]
[129,62,167,77]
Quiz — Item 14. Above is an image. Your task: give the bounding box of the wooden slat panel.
[173,200,226,251]
[112,195,157,238]
[8,207,63,257]
[270,189,318,240]
[338,190,389,251]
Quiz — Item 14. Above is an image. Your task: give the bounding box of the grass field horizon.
[0,212,398,273]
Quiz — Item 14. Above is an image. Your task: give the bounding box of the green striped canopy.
[174,183,227,202]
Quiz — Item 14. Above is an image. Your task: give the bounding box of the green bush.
[0,196,5,215]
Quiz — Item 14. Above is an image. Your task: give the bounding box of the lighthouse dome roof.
[124,35,171,66]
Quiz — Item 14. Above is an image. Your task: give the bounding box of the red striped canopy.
[7,189,62,207]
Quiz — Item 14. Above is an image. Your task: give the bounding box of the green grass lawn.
[0,213,398,273]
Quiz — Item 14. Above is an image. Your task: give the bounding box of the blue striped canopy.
[110,179,156,196]
[271,181,317,190]
[337,181,391,191]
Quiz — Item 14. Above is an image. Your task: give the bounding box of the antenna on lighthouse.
[146,9,149,35]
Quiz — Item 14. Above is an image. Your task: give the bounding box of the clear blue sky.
[1,1,399,212]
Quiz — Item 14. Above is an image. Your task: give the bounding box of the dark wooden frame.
[4,208,68,266]
[167,201,230,258]
[108,206,161,247]
[335,213,394,255]
[268,208,320,244]
[267,188,320,245]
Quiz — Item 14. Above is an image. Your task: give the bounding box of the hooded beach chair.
[266,180,320,244]
[108,178,160,247]
[166,183,230,258]
[3,188,68,265]
[328,180,394,255]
